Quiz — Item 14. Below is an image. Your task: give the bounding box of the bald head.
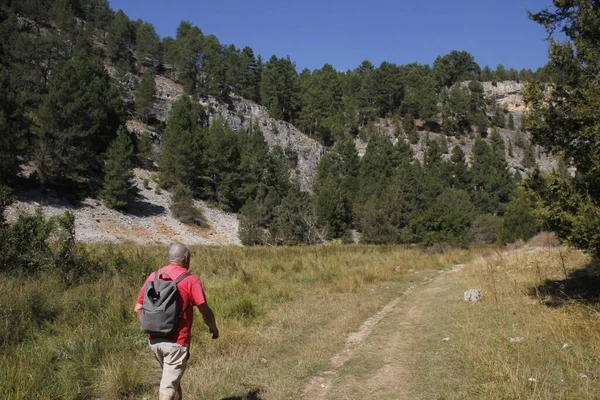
[169,242,190,267]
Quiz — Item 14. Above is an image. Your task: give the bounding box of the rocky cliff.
[123,73,323,192]
[482,81,526,112]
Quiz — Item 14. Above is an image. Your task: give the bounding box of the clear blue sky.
[108,0,552,72]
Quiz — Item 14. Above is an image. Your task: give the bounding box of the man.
[135,242,219,400]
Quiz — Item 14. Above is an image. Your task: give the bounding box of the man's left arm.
[134,285,145,323]
[134,302,143,323]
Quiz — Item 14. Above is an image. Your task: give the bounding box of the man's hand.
[134,302,143,324]
[198,302,219,339]
[209,326,219,339]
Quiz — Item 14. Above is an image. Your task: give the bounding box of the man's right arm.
[197,302,219,339]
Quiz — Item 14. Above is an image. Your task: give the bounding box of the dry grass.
[0,244,474,399]
[408,245,600,399]
[6,242,598,399]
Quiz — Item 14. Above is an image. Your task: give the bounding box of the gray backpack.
[141,270,190,336]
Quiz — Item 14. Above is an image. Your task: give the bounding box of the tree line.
[1,0,584,252]
[0,0,544,191]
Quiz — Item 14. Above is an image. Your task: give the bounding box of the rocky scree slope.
[6,168,240,245]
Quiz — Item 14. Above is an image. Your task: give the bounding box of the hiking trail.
[303,265,465,399]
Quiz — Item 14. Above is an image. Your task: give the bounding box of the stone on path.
[463,289,484,302]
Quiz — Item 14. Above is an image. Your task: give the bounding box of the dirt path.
[303,267,463,400]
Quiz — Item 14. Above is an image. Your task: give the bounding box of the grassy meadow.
[405,244,600,399]
[0,244,472,399]
[3,241,599,399]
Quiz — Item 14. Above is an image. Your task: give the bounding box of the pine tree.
[440,85,472,135]
[173,22,204,95]
[260,55,300,122]
[200,120,243,209]
[238,120,269,205]
[314,148,355,238]
[356,133,399,204]
[495,64,508,81]
[296,64,343,145]
[106,10,132,66]
[474,112,489,136]
[433,50,480,89]
[135,22,161,68]
[239,198,266,245]
[239,46,261,102]
[357,160,423,244]
[52,0,77,36]
[492,106,506,128]
[507,113,515,130]
[470,137,514,215]
[0,69,27,185]
[100,127,138,210]
[272,183,323,245]
[522,140,537,169]
[159,95,206,189]
[402,112,419,144]
[417,188,475,246]
[35,44,124,184]
[84,0,113,33]
[135,132,153,169]
[135,68,156,122]
[500,187,540,243]
[399,63,438,123]
[448,145,472,192]
[490,128,506,158]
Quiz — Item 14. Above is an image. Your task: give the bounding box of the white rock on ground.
[463,289,485,302]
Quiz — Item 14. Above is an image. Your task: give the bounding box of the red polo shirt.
[137,264,206,347]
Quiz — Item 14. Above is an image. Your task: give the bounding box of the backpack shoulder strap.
[174,272,191,285]
[174,272,192,320]
[153,270,160,288]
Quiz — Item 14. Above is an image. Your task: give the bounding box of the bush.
[0,185,15,227]
[417,188,476,247]
[500,187,541,244]
[470,214,503,244]
[239,198,267,246]
[0,209,77,276]
[170,185,207,227]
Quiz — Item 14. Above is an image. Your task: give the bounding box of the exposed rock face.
[481,81,526,112]
[198,96,324,191]
[143,75,323,191]
[152,75,184,122]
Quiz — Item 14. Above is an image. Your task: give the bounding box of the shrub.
[470,214,503,244]
[170,185,207,227]
[417,188,476,247]
[239,198,267,246]
[500,187,541,244]
[0,209,77,276]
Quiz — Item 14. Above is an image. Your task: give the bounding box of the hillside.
[118,72,324,192]
[4,69,551,246]
[0,2,562,248]
[6,168,241,245]
[4,69,553,245]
